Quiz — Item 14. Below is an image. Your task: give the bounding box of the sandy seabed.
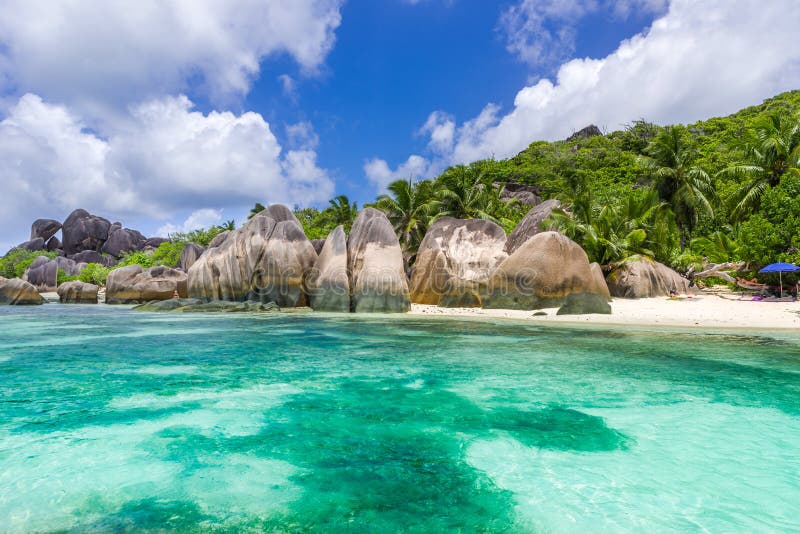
[409,292,800,330]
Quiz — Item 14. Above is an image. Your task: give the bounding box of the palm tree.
[375,178,434,261]
[718,112,800,219]
[640,126,714,250]
[430,164,500,223]
[220,219,235,231]
[327,195,358,230]
[248,203,266,219]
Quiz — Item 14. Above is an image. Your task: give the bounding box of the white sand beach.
[409,290,800,330]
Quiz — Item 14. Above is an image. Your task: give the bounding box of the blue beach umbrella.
[758,262,800,298]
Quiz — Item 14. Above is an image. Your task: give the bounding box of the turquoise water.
[1,307,800,532]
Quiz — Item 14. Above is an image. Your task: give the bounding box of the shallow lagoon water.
[1,306,799,532]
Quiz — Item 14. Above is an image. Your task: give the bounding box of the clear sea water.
[1,305,799,533]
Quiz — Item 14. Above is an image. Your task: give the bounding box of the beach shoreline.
[409,292,800,331]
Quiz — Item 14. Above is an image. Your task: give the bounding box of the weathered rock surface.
[410,217,507,307]
[16,238,45,252]
[31,219,62,241]
[207,231,230,249]
[311,239,325,255]
[483,231,611,314]
[307,226,350,312]
[179,243,204,271]
[46,236,61,251]
[499,183,541,206]
[347,208,410,313]
[62,209,111,255]
[106,265,188,304]
[102,228,147,258]
[133,298,279,313]
[505,199,561,254]
[69,250,117,267]
[606,257,695,298]
[57,281,99,304]
[566,125,602,142]
[188,205,317,307]
[0,277,45,304]
[24,256,58,289]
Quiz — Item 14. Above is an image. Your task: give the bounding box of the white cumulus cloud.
[0,93,334,250]
[402,0,800,169]
[363,155,437,193]
[0,0,343,113]
[156,209,224,238]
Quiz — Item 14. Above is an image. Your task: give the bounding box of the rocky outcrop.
[61,209,111,255]
[606,257,695,298]
[106,265,188,304]
[347,208,410,313]
[410,217,507,307]
[187,205,317,307]
[16,238,45,252]
[179,243,204,271]
[307,226,350,312]
[102,228,147,258]
[57,281,99,304]
[505,199,561,254]
[483,231,611,314]
[69,250,117,267]
[0,277,45,304]
[566,125,602,143]
[499,183,541,207]
[207,231,230,249]
[45,236,61,251]
[24,256,58,290]
[31,219,62,241]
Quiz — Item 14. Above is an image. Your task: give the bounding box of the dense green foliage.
[0,249,58,279]
[77,263,110,286]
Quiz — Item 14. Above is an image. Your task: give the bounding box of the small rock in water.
[132,299,280,313]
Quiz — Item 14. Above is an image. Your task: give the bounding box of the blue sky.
[1,0,799,250]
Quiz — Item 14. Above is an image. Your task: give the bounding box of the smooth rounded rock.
[307,226,350,312]
[0,277,45,305]
[606,257,695,298]
[57,281,99,304]
[30,219,62,241]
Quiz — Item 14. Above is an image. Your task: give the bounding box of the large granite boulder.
[16,238,45,252]
[179,243,204,271]
[499,183,541,207]
[207,231,230,249]
[307,226,350,312]
[62,209,111,255]
[606,257,695,298]
[68,250,117,267]
[45,236,61,251]
[347,208,410,313]
[24,256,58,290]
[31,219,62,241]
[102,228,147,258]
[410,217,507,307]
[0,277,44,304]
[106,265,188,304]
[57,281,99,304]
[188,205,317,307]
[483,231,611,314]
[505,199,561,254]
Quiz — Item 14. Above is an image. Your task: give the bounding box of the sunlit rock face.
[106,265,188,304]
[307,226,350,313]
[187,205,317,307]
[410,217,507,308]
[347,208,410,313]
[179,243,204,271]
[61,209,112,255]
[606,257,696,298]
[57,281,99,304]
[505,199,561,254]
[0,277,44,305]
[483,231,611,314]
